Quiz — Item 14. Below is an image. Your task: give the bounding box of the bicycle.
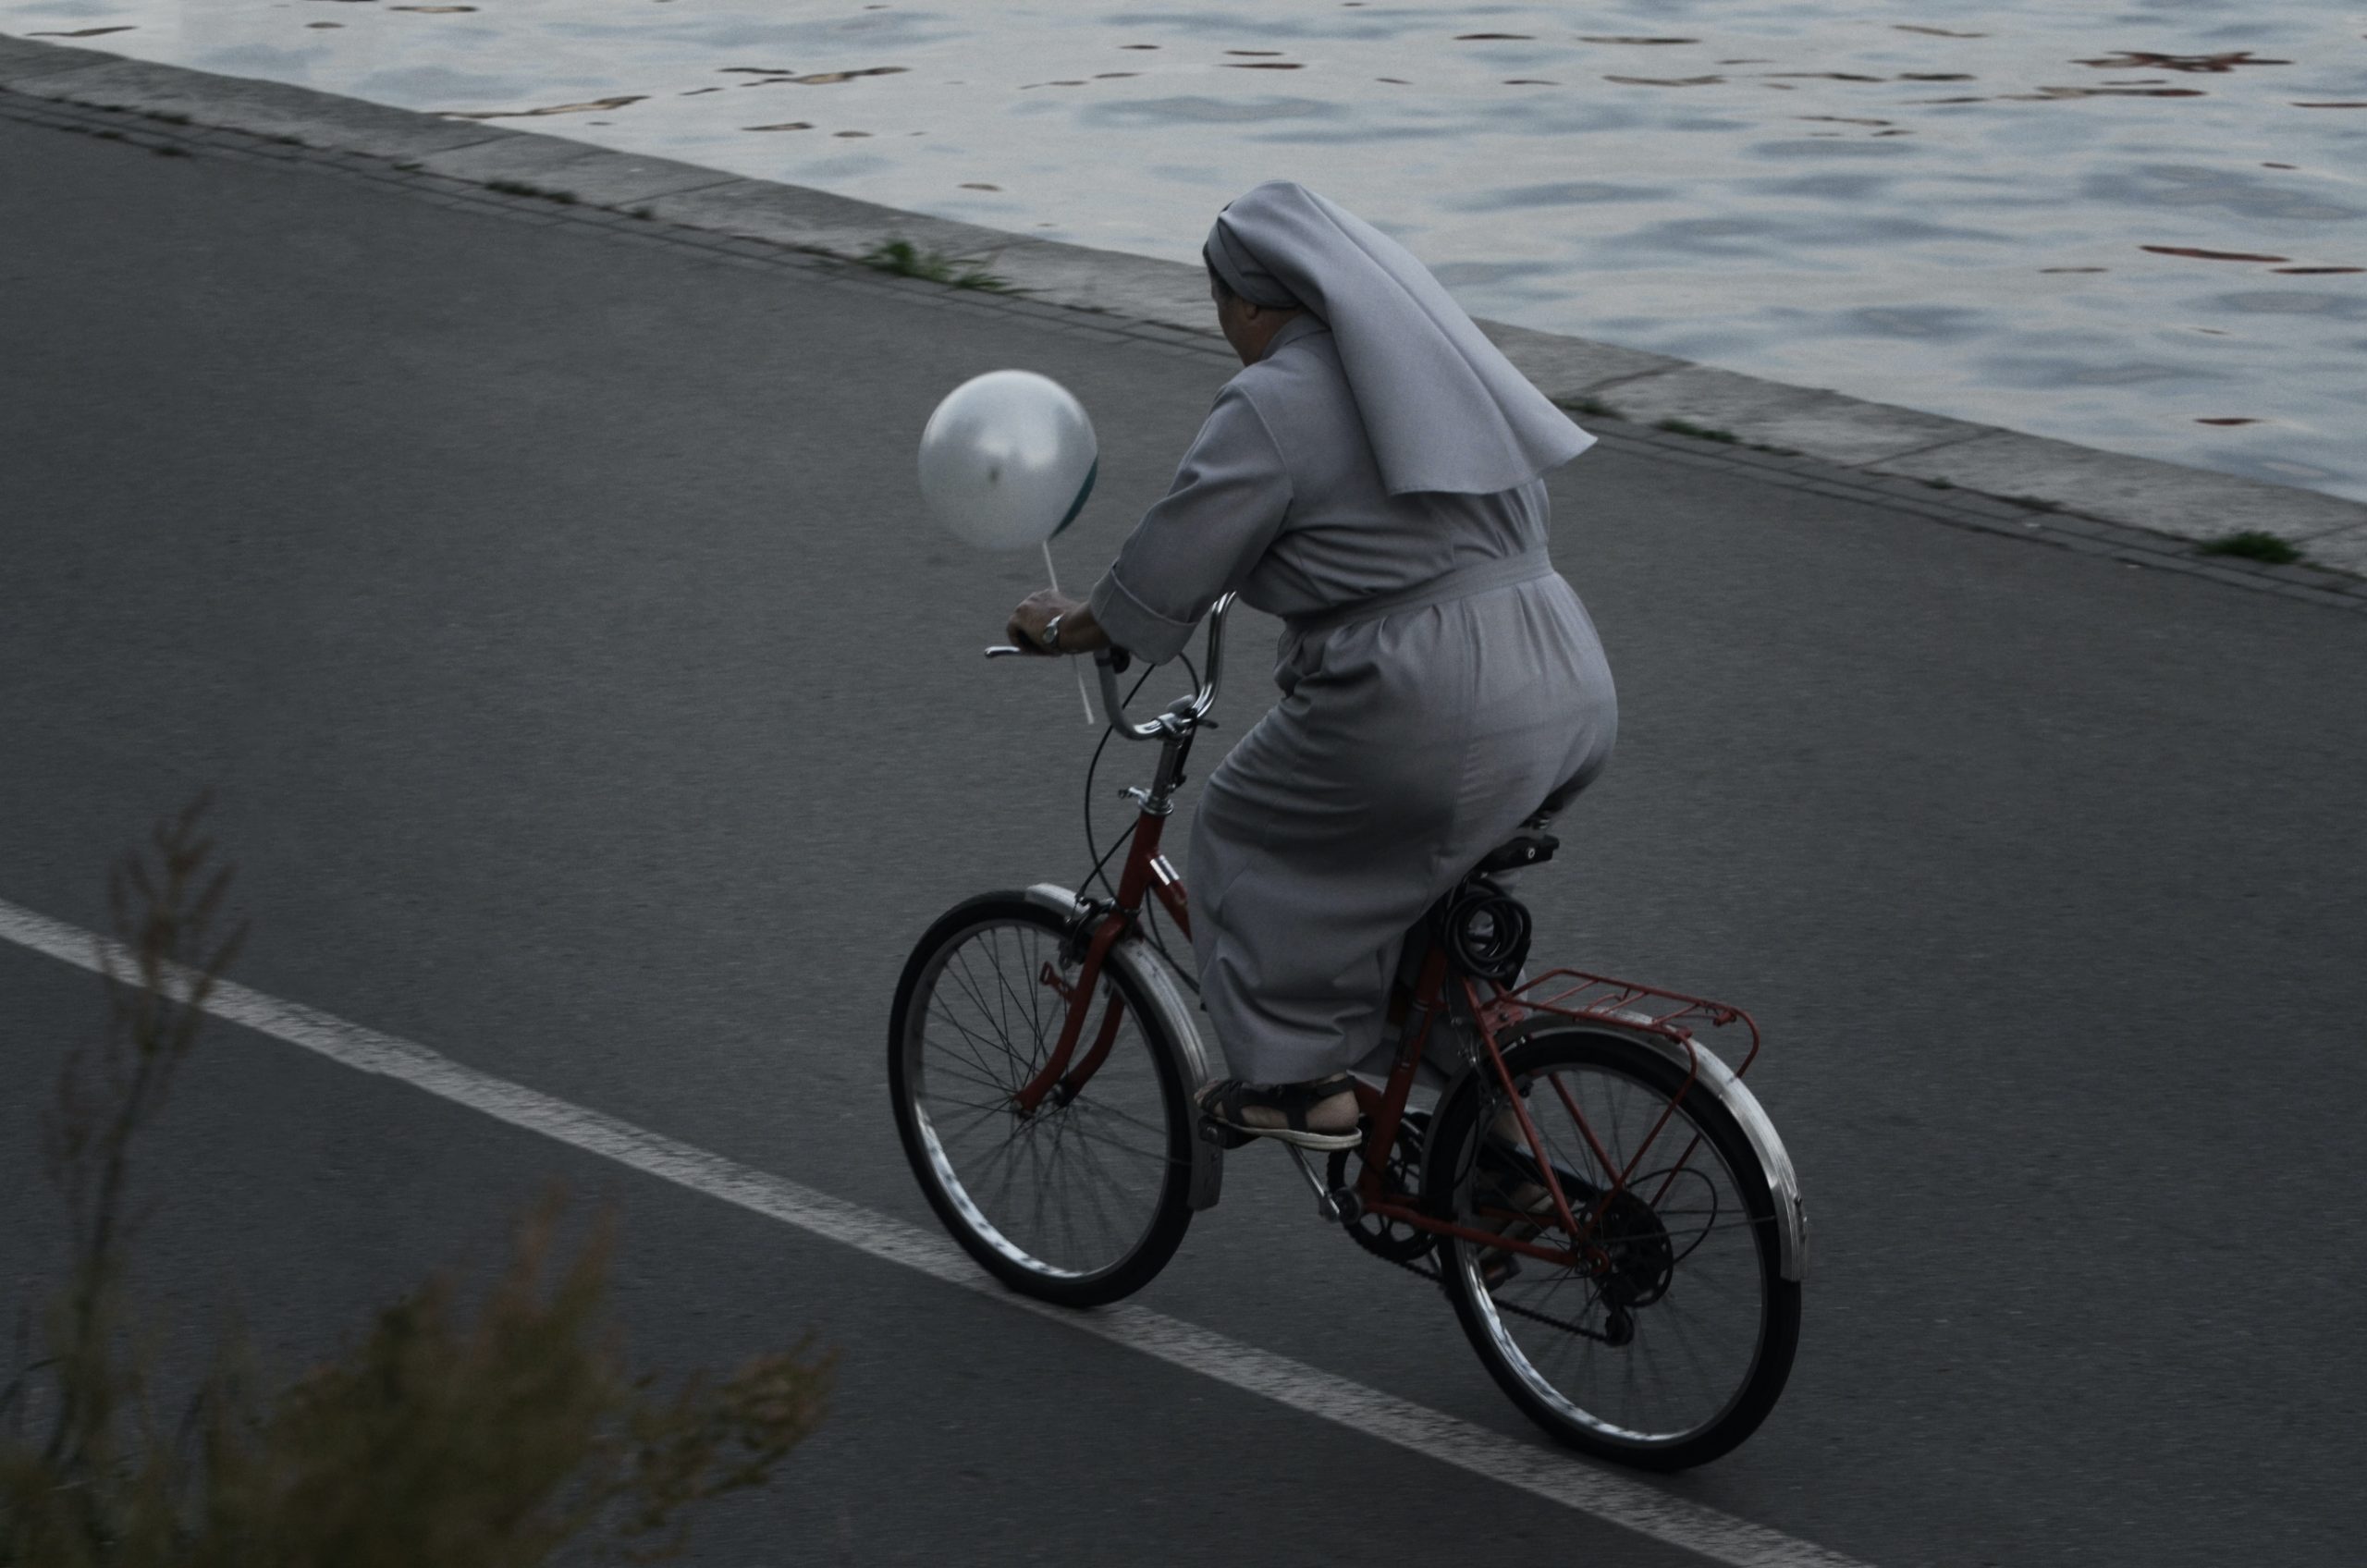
[888,594,1808,1469]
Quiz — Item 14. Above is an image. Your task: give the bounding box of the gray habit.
[1089,315,1618,1084]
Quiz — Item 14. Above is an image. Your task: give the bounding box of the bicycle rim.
[1438,1031,1794,1464]
[898,907,1187,1292]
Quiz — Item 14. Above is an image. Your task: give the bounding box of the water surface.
[10,0,2364,498]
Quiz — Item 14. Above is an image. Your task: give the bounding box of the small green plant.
[2197,530,2302,565]
[1,800,832,1566]
[858,238,1014,291]
[1561,395,1622,420]
[1655,417,1739,445]
[485,178,577,203]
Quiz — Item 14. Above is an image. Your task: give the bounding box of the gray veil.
[1203,181,1593,496]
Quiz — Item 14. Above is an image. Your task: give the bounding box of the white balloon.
[917,370,1099,550]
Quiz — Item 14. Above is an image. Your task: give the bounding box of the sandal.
[1196,1074,1364,1152]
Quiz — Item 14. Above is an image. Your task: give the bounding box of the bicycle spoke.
[1450,1044,1780,1452]
[901,913,1190,1292]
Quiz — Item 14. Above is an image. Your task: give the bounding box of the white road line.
[0,895,1867,1568]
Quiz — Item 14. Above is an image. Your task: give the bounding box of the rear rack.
[1480,968,1762,1079]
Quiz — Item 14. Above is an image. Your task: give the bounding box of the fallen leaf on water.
[720,67,800,75]
[2005,85,2205,99]
[2195,418,2261,425]
[2275,265,2362,274]
[1225,49,1283,55]
[1504,79,1559,85]
[2141,245,2289,262]
[1223,62,1303,69]
[959,182,1000,190]
[2263,162,2297,168]
[307,21,343,27]
[1021,80,1089,88]
[1798,115,1892,126]
[1579,36,1697,45]
[1377,77,1411,84]
[742,120,812,130]
[28,25,136,34]
[1898,72,1974,81]
[1456,33,1534,41]
[445,94,648,118]
[834,130,870,137]
[1910,96,1990,104]
[1762,71,1884,81]
[1608,75,1724,87]
[681,87,722,95]
[391,5,477,11]
[1895,24,1986,36]
[1120,44,1159,50]
[787,67,909,84]
[2078,51,2287,72]
[1094,72,1138,79]
[2291,101,2367,108]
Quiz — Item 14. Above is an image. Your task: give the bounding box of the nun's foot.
[1196,1074,1363,1152]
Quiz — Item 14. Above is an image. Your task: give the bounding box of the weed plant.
[0,799,831,1566]
[858,238,1013,291]
[2197,530,2303,565]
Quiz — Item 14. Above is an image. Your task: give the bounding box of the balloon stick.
[1042,539,1095,727]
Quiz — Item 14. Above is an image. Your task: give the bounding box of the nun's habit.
[1087,181,1619,1085]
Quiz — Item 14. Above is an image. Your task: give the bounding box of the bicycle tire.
[1426,1023,1800,1469]
[889,892,1197,1307]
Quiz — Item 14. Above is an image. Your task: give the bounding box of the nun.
[1006,180,1617,1151]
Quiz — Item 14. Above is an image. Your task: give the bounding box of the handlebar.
[984,593,1234,741]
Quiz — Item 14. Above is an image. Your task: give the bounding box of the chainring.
[1327,1117,1436,1264]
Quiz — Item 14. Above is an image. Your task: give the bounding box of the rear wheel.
[889,893,1196,1307]
[1427,1025,1799,1469]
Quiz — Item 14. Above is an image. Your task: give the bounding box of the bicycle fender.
[1595,1017,1809,1282]
[1440,1019,1809,1283]
[1023,884,1225,1212]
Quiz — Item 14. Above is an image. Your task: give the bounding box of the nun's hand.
[1008,590,1109,655]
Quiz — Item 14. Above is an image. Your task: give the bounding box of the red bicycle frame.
[995,602,1760,1272]
[1014,783,1760,1273]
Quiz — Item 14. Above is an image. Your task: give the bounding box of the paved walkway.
[4,91,2365,1568]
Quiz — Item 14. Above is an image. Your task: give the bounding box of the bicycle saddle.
[1474,831,1559,876]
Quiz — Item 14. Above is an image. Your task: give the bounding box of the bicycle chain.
[1358,1234,1617,1345]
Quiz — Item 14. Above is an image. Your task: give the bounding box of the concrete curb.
[6,32,2364,608]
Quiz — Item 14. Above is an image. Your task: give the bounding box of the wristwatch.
[1042,612,1064,653]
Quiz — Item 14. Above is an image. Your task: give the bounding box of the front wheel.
[889,893,1197,1307]
[1427,1025,1800,1469]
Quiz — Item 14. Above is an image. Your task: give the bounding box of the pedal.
[1199,1114,1255,1152]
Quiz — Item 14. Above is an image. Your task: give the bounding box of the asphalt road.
[5,111,2365,1567]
